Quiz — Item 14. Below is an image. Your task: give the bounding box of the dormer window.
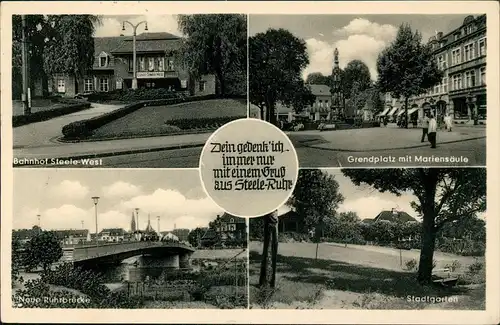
[99,52,109,67]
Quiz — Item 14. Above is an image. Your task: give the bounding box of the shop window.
[148,57,155,71]
[167,60,175,71]
[139,57,145,71]
[158,57,165,71]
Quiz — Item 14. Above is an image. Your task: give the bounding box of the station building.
[45,32,216,98]
[382,15,486,124]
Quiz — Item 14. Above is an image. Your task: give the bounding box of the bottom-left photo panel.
[11,169,249,309]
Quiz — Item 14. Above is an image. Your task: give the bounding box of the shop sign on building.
[136,72,165,79]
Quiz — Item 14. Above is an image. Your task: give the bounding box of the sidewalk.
[13,132,211,161]
[288,126,486,152]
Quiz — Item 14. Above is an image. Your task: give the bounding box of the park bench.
[432,267,459,287]
[318,123,336,131]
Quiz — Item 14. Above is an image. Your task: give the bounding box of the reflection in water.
[90,256,200,283]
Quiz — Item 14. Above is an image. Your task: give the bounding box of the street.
[296,138,486,167]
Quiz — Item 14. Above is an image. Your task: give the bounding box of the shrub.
[13,102,91,127]
[166,116,244,130]
[468,260,484,274]
[404,258,418,271]
[445,260,462,272]
[87,88,182,103]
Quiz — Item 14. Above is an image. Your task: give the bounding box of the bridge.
[58,241,196,268]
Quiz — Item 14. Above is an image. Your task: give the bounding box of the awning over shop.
[397,108,405,116]
[407,107,419,115]
[387,107,398,116]
[377,107,391,116]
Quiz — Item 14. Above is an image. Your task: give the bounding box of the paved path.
[13,103,122,149]
[288,126,486,152]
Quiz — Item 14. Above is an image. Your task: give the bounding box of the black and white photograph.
[249,168,486,309]
[249,14,487,167]
[11,169,248,309]
[12,14,247,168]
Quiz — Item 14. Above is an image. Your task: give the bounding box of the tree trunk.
[260,107,264,120]
[259,211,279,288]
[404,97,409,129]
[268,102,277,126]
[417,169,438,284]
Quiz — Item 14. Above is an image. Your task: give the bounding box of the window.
[57,79,65,93]
[442,77,448,93]
[181,79,187,88]
[158,57,165,71]
[148,57,155,71]
[325,100,329,107]
[99,78,109,92]
[454,33,460,41]
[478,38,486,56]
[139,57,145,71]
[319,100,323,108]
[467,25,474,34]
[167,60,174,71]
[464,43,475,61]
[84,78,93,92]
[99,53,108,68]
[199,80,206,92]
[480,67,486,85]
[452,75,461,91]
[228,224,236,231]
[451,48,461,65]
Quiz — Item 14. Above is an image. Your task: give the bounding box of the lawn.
[90,98,247,139]
[192,248,247,260]
[249,241,485,310]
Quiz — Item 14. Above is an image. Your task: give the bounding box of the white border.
[2,1,499,324]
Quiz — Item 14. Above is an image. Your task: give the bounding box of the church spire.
[334,48,339,68]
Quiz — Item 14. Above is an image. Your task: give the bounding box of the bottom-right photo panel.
[249,168,486,310]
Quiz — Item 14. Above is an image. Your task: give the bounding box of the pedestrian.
[428,114,437,149]
[420,113,430,142]
[444,113,453,132]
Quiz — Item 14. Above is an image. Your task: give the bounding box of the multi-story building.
[276,84,333,122]
[98,228,126,242]
[47,32,216,98]
[387,15,486,124]
[201,213,247,247]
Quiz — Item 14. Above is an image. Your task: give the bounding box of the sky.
[248,14,470,80]
[13,169,223,232]
[277,169,420,220]
[94,15,181,38]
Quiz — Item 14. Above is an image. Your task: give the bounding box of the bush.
[445,260,462,272]
[468,260,484,274]
[13,102,91,127]
[61,94,219,140]
[166,116,244,130]
[278,232,311,243]
[87,88,182,103]
[404,258,418,271]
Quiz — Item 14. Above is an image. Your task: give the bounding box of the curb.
[13,142,206,166]
[298,136,486,153]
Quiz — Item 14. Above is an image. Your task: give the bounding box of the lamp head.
[91,196,100,205]
[144,22,148,31]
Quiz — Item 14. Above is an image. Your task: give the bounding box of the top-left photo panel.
[11,14,248,168]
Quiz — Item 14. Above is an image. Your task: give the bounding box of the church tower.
[130,212,136,232]
[330,48,345,121]
[145,213,155,233]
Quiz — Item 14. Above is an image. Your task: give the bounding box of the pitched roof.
[111,33,182,54]
[374,210,417,223]
[53,229,89,238]
[100,228,126,236]
[218,213,246,223]
[308,84,331,96]
[94,36,127,55]
[135,32,181,40]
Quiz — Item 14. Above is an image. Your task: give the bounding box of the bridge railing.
[71,241,194,261]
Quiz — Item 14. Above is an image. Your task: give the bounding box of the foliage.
[444,260,462,272]
[341,168,486,284]
[468,260,484,274]
[167,116,244,130]
[249,217,264,240]
[305,72,331,86]
[187,227,205,247]
[13,102,91,128]
[404,258,418,271]
[342,60,372,98]
[11,238,24,284]
[287,169,344,234]
[249,28,314,124]
[23,231,63,271]
[43,15,100,80]
[87,88,182,103]
[178,14,247,96]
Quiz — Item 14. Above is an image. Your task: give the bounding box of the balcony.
[448,56,486,75]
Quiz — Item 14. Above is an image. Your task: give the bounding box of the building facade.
[385,15,486,124]
[47,32,216,98]
[276,84,333,122]
[98,228,126,242]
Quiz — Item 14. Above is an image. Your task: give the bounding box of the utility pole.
[21,15,31,115]
[37,214,41,227]
[157,216,160,235]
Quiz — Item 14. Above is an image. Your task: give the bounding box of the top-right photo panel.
[249,14,487,168]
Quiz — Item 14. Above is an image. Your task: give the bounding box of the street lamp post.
[91,196,100,247]
[37,214,41,227]
[122,21,148,90]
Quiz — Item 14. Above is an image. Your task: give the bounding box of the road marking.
[337,158,342,167]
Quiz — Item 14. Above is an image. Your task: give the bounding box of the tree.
[342,168,486,284]
[259,210,279,288]
[23,231,63,272]
[187,227,205,247]
[370,86,385,115]
[43,15,100,94]
[376,24,443,128]
[178,14,247,96]
[12,237,25,284]
[342,60,372,98]
[249,28,315,125]
[306,72,331,86]
[287,169,344,258]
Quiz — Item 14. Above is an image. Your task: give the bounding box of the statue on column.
[330,48,345,122]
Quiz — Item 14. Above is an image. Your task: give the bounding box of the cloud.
[102,181,142,198]
[95,15,181,37]
[303,18,398,81]
[339,196,416,220]
[14,204,91,230]
[49,180,89,200]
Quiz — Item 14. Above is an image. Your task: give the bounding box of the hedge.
[61,94,218,140]
[13,102,91,128]
[87,88,183,103]
[167,116,244,130]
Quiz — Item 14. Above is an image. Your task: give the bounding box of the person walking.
[428,114,437,148]
[444,113,453,132]
[420,113,430,142]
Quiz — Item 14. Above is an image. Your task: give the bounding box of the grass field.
[90,99,247,139]
[249,241,485,310]
[192,248,247,260]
